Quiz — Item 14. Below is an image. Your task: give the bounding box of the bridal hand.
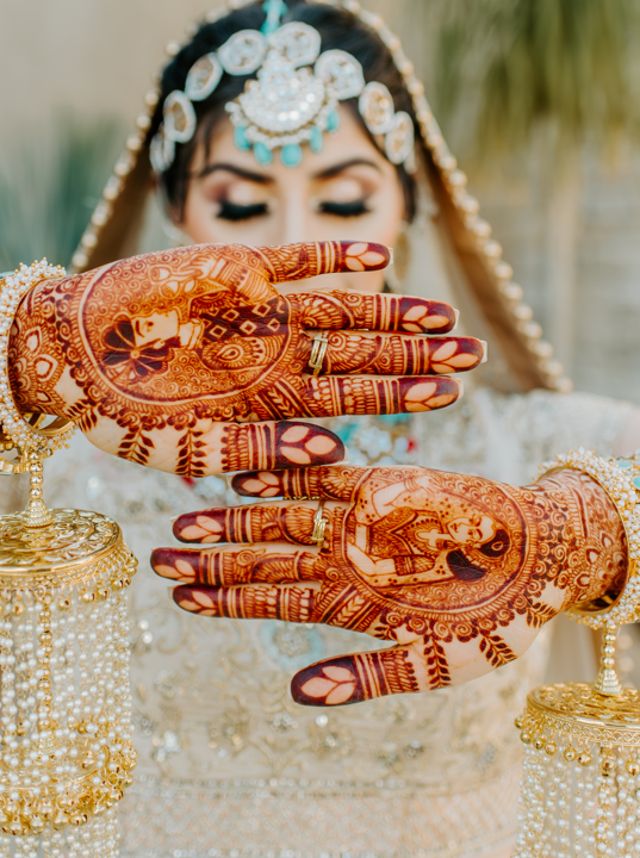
[8,241,483,474]
[155,464,626,705]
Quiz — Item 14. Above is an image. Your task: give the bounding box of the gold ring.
[311,501,328,548]
[308,333,330,376]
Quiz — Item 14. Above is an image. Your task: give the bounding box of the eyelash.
[216,200,268,222]
[215,199,372,222]
[317,200,371,218]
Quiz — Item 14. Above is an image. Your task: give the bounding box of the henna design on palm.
[153,465,626,705]
[8,242,483,475]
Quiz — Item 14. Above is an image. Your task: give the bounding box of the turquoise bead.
[281,143,303,167]
[234,126,251,151]
[326,110,340,133]
[634,476,640,491]
[310,126,324,153]
[253,142,273,165]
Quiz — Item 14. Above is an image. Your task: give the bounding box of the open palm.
[9,241,483,474]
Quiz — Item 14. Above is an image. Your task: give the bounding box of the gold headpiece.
[150,6,415,172]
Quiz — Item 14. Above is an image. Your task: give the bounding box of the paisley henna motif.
[154,465,627,705]
[8,242,482,475]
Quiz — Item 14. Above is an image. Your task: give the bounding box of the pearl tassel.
[0,463,137,854]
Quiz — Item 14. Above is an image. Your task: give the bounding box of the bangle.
[538,448,640,629]
[0,260,75,473]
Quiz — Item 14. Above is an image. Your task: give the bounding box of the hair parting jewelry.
[150,10,416,172]
[0,261,76,474]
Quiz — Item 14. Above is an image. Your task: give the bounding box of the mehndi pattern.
[156,464,626,705]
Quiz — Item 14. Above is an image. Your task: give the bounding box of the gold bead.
[601,758,614,777]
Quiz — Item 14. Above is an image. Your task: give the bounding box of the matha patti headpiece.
[150,0,415,173]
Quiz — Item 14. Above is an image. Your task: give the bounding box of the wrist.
[534,467,628,611]
[537,451,640,628]
[7,269,69,417]
[1,261,75,467]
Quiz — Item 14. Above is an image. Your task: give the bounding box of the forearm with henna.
[155,465,627,705]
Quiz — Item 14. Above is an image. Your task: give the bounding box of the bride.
[6,1,639,855]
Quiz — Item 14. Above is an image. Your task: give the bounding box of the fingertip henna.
[291,658,365,707]
[221,422,344,472]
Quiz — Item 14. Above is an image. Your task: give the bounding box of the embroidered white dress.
[10,387,630,857]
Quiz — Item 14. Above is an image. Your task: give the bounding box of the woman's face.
[178,106,407,293]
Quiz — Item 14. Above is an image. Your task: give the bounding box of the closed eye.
[317,199,371,218]
[216,200,269,221]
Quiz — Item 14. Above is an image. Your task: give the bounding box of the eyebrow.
[191,163,273,184]
[313,158,382,179]
[191,157,382,184]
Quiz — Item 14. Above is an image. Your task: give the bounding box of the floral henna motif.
[316,334,484,376]
[154,465,627,706]
[8,241,481,475]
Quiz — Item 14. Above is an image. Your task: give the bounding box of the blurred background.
[2,0,640,401]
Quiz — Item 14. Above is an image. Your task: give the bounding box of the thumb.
[291,645,420,706]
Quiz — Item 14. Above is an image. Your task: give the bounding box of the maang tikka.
[150,0,415,173]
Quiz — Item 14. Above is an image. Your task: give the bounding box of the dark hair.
[149,0,417,220]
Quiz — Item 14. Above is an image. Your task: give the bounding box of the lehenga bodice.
[28,387,631,857]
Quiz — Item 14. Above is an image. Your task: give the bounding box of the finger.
[173,501,324,545]
[255,241,390,283]
[173,584,316,621]
[303,375,462,418]
[232,465,367,501]
[293,290,457,333]
[216,421,344,474]
[291,645,422,706]
[153,546,320,585]
[303,332,485,376]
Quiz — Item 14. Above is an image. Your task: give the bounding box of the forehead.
[189,105,392,180]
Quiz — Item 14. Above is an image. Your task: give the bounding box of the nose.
[280,199,312,246]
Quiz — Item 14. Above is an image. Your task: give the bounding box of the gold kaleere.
[0,449,137,857]
[515,450,640,857]
[0,260,139,856]
[515,628,640,857]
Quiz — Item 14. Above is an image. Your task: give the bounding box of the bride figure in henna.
[8,240,484,475]
[153,463,626,706]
